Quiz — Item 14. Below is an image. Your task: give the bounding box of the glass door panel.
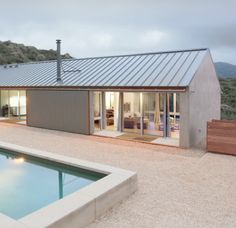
[105,92,119,131]
[143,93,164,136]
[94,92,102,131]
[169,93,180,139]
[0,90,9,117]
[123,92,141,134]
[9,90,19,117]
[0,90,27,119]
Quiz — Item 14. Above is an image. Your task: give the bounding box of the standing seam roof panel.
[107,56,141,86]
[20,62,54,86]
[158,52,188,86]
[178,51,206,86]
[0,49,209,88]
[88,57,126,86]
[150,53,182,86]
[122,54,156,86]
[137,54,167,86]
[169,51,200,86]
[63,58,104,85]
[29,63,57,86]
[66,58,107,85]
[118,55,154,86]
[112,55,151,86]
[176,51,200,86]
[60,59,88,85]
[165,52,192,86]
[82,57,120,86]
[129,54,161,86]
[158,52,185,87]
[63,58,98,85]
[101,56,137,86]
[72,58,112,85]
[92,56,130,86]
[143,53,175,86]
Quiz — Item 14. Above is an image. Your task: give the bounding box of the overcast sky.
[0,0,236,64]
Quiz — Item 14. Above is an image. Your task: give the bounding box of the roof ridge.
[0,48,208,67]
[71,48,208,61]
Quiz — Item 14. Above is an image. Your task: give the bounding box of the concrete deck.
[0,122,235,228]
[93,130,124,137]
[151,137,179,147]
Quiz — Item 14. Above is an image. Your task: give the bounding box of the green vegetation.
[220,78,236,120]
[0,40,72,64]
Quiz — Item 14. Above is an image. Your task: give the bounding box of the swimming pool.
[0,148,106,219]
[0,141,137,228]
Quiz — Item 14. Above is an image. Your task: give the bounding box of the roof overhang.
[0,86,187,93]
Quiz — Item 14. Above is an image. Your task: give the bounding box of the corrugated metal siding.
[0,49,208,88]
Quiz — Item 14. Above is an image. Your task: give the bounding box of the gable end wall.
[188,51,221,148]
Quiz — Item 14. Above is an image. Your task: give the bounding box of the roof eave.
[0,85,187,92]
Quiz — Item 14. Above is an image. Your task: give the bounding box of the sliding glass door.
[159,93,180,139]
[122,92,180,138]
[123,92,165,136]
[0,90,27,119]
[93,91,180,140]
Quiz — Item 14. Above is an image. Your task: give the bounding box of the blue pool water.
[0,148,106,219]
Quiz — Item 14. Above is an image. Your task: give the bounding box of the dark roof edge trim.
[0,86,187,92]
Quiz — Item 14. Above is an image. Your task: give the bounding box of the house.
[0,41,221,148]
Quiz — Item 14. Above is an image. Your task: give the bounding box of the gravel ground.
[0,122,235,228]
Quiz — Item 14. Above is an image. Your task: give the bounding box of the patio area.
[0,122,235,228]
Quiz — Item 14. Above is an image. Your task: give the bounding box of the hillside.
[215,63,236,120]
[214,62,236,78]
[0,40,72,64]
[220,78,236,120]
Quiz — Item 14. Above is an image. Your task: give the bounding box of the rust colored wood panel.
[207,128,236,137]
[212,119,236,124]
[208,122,236,130]
[207,143,236,155]
[207,120,236,156]
[208,136,236,145]
[208,123,236,129]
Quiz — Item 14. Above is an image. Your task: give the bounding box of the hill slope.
[220,78,236,120]
[0,40,72,64]
[214,62,236,78]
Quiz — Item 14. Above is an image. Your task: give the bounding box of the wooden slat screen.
[207,120,236,156]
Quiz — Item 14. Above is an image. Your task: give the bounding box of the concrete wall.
[179,91,190,148]
[89,91,95,134]
[27,90,91,134]
[180,51,221,148]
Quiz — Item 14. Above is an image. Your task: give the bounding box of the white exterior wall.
[180,51,221,149]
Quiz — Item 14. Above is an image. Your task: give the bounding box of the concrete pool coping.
[0,141,137,228]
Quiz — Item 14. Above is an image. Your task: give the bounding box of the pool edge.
[0,141,137,228]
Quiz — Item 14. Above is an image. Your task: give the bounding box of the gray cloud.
[0,0,236,63]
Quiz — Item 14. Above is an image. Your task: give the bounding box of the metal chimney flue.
[56,39,62,84]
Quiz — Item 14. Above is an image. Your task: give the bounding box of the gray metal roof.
[0,48,208,88]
